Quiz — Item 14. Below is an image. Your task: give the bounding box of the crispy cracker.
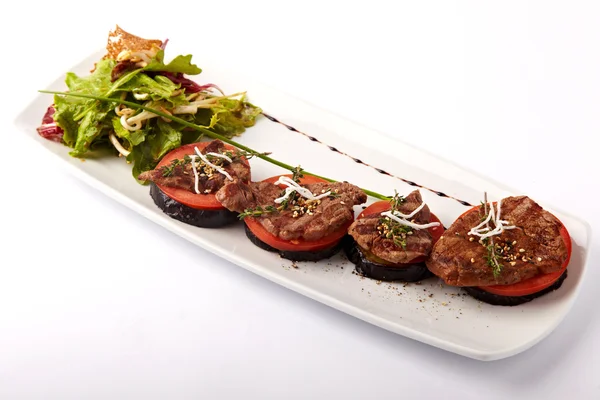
[104,25,163,60]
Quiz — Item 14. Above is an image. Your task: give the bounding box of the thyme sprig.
[39,90,390,201]
[161,155,193,177]
[291,166,304,183]
[483,238,503,278]
[479,194,503,278]
[238,205,280,219]
[390,190,406,210]
[376,191,413,249]
[377,217,413,249]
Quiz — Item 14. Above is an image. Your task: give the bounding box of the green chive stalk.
[39,90,390,200]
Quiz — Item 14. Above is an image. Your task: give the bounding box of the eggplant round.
[150,183,238,228]
[462,269,568,306]
[244,223,343,262]
[343,237,433,282]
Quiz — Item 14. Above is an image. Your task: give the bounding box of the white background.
[2,1,599,399]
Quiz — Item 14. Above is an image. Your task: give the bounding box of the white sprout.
[273,176,331,204]
[379,198,441,230]
[185,92,203,101]
[380,211,441,230]
[468,198,517,240]
[116,50,156,63]
[120,115,143,131]
[172,105,198,115]
[389,201,426,220]
[115,105,135,117]
[108,132,130,157]
[133,92,150,100]
[189,155,201,194]
[205,152,233,163]
[194,147,233,181]
[172,92,247,115]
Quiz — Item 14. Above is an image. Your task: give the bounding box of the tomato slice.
[244,174,352,252]
[456,203,573,297]
[358,200,445,265]
[479,223,572,296]
[155,142,250,211]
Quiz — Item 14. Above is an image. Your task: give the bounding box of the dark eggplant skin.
[150,183,239,228]
[462,270,568,306]
[244,223,344,262]
[343,236,433,282]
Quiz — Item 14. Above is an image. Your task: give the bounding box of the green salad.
[38,27,261,182]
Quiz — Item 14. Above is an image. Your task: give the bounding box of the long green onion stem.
[39,90,390,200]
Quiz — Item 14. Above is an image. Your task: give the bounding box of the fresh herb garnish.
[390,190,406,210]
[161,154,193,177]
[373,190,415,249]
[238,205,282,219]
[482,237,503,278]
[478,196,503,278]
[291,166,304,183]
[377,217,413,249]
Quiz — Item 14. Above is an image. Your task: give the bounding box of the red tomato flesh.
[357,200,445,265]
[244,174,352,252]
[155,142,250,211]
[456,204,572,297]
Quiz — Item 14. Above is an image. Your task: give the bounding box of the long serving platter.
[14,50,592,361]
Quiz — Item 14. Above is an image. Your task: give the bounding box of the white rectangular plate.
[15,50,592,361]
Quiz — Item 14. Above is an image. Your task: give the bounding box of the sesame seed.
[537,257,542,261]
[512,241,517,245]
[340,201,345,205]
[470,258,475,263]
[519,248,525,253]
[469,237,474,242]
[510,261,516,266]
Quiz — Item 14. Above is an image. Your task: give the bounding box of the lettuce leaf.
[65,59,116,94]
[112,117,146,147]
[127,119,182,182]
[69,104,113,157]
[53,59,117,153]
[211,97,262,137]
[118,74,187,106]
[144,50,201,75]
[48,47,260,182]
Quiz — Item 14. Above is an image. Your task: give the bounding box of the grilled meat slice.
[348,190,434,264]
[426,196,569,287]
[217,180,367,241]
[137,140,250,194]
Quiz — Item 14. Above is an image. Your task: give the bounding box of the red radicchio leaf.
[160,72,223,94]
[37,105,64,143]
